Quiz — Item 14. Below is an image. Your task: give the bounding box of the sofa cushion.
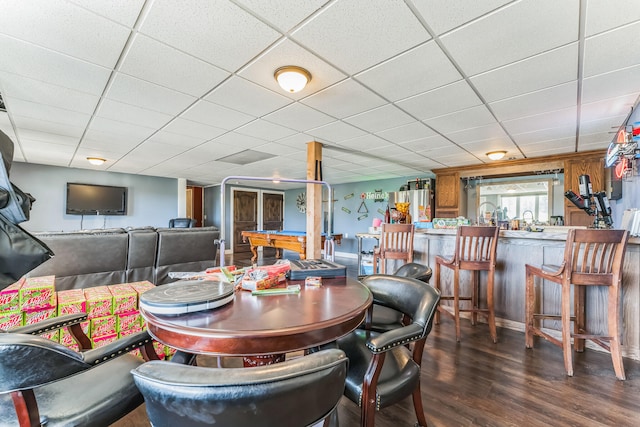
[126,228,158,283]
[155,227,219,284]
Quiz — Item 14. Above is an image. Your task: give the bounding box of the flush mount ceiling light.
[87,157,106,166]
[486,151,507,161]
[274,66,311,93]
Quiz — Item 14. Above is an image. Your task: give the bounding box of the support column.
[306,141,323,260]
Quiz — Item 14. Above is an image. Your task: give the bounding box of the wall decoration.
[341,206,351,214]
[362,190,388,201]
[343,193,354,200]
[357,193,368,213]
[377,208,385,215]
[296,192,306,213]
[357,214,368,221]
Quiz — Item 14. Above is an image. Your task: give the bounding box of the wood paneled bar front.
[413,228,640,361]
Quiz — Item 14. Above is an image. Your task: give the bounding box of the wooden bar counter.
[413,227,640,360]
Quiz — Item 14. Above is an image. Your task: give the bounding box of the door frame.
[229,187,285,255]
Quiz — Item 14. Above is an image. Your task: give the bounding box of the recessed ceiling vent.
[0,93,6,112]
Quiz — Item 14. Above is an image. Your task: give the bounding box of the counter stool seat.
[434,225,499,343]
[525,228,629,380]
[372,223,415,274]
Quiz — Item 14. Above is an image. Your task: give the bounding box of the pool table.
[241,230,342,262]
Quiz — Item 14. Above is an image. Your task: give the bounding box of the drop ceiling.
[0,0,639,188]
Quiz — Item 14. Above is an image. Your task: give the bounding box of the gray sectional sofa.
[26,226,219,290]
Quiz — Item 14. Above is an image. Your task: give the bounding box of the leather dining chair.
[0,313,158,427]
[372,223,415,274]
[434,225,500,343]
[370,262,433,333]
[131,348,348,427]
[334,275,440,427]
[168,217,195,228]
[525,228,629,380]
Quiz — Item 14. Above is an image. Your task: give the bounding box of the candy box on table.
[241,263,290,291]
[23,305,57,326]
[60,321,90,347]
[20,275,56,310]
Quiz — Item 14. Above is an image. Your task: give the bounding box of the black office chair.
[131,348,348,427]
[0,313,158,427]
[335,275,440,427]
[370,262,433,333]
[168,217,195,228]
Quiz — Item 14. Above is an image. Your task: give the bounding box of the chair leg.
[608,286,626,380]
[411,381,428,427]
[434,263,441,325]
[471,270,478,326]
[454,268,461,342]
[574,285,586,353]
[562,283,574,377]
[525,269,535,349]
[487,269,497,343]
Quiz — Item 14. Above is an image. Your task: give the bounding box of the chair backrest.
[564,228,629,286]
[394,262,432,283]
[168,218,195,228]
[131,349,348,427]
[453,226,499,270]
[378,223,415,259]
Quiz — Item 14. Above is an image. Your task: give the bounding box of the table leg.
[357,236,363,275]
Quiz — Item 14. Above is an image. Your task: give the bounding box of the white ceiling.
[1,0,639,188]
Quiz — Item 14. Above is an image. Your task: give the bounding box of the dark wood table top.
[141,277,372,356]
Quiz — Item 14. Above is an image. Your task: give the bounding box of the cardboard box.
[0,311,23,330]
[89,314,117,337]
[118,324,143,338]
[0,277,25,313]
[84,286,113,318]
[116,310,141,332]
[57,289,86,316]
[20,275,56,310]
[91,333,118,349]
[60,320,90,346]
[109,284,138,314]
[23,306,57,326]
[40,329,60,343]
[241,264,289,291]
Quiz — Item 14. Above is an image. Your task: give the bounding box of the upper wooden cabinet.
[434,171,460,218]
[563,156,605,227]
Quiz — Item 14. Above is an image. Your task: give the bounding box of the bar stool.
[434,225,499,343]
[372,223,414,274]
[525,228,629,379]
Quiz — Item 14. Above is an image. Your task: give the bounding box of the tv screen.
[66,183,127,215]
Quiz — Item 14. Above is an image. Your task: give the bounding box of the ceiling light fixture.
[486,151,507,161]
[87,157,106,166]
[274,66,311,93]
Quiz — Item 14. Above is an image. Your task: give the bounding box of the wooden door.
[186,186,204,227]
[233,190,258,254]
[564,157,604,227]
[262,192,283,257]
[435,171,460,218]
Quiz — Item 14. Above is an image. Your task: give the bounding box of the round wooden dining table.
[141,277,372,363]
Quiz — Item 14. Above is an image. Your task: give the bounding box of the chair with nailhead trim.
[335,275,440,427]
[0,313,158,427]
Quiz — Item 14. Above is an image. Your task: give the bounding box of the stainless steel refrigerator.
[388,178,435,223]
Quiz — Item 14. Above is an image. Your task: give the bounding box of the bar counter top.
[412,226,640,360]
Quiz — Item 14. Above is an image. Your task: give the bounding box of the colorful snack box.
[23,306,57,326]
[57,289,86,316]
[91,333,118,349]
[1,277,25,312]
[84,286,113,318]
[89,315,117,338]
[108,284,138,314]
[40,329,60,343]
[117,310,141,332]
[164,345,177,360]
[129,281,155,298]
[0,311,22,330]
[60,321,90,347]
[118,324,143,338]
[20,275,56,310]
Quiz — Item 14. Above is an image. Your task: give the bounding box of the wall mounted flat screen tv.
[66,183,127,215]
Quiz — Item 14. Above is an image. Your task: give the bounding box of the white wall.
[11,162,179,232]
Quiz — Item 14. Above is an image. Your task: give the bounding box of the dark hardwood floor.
[112,252,640,427]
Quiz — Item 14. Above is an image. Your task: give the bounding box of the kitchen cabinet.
[434,171,460,218]
[564,156,604,227]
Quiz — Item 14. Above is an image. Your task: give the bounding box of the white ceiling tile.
[448,123,510,145]
[502,106,577,135]
[205,77,292,117]
[307,121,367,143]
[106,73,197,115]
[424,105,496,134]
[512,125,576,145]
[584,0,640,36]
[582,64,640,104]
[6,98,91,128]
[125,141,187,161]
[440,0,579,75]
[97,98,173,129]
[0,0,131,68]
[411,0,512,35]
[375,122,437,144]
[292,0,430,74]
[13,129,79,147]
[398,80,482,121]
[0,35,111,95]
[520,137,576,156]
[302,79,386,119]
[146,130,205,149]
[263,103,334,132]
[577,131,611,149]
[344,105,415,133]
[86,116,155,141]
[162,117,227,141]
[490,81,578,122]
[181,100,255,130]
[235,119,297,141]
[580,94,639,124]
[583,21,640,78]
[470,44,578,103]
[139,0,280,71]
[12,116,85,138]
[356,41,461,102]
[234,0,328,32]
[274,133,319,149]
[255,141,305,156]
[398,134,454,152]
[338,134,394,152]
[213,132,272,150]
[68,0,146,27]
[119,34,231,97]
[580,114,629,137]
